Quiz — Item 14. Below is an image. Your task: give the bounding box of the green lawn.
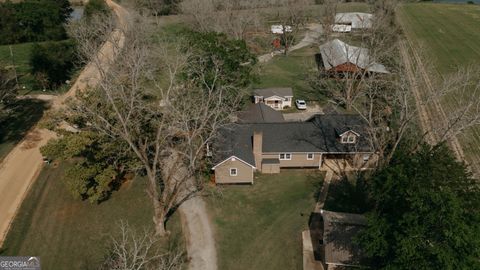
[255,46,320,101]
[0,43,36,93]
[398,3,480,75]
[398,3,480,172]
[1,162,183,270]
[208,170,323,270]
[0,99,48,161]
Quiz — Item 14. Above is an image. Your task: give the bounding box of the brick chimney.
[253,131,263,171]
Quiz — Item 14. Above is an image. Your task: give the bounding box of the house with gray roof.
[211,114,376,184]
[253,87,293,110]
[319,39,389,74]
[237,103,285,124]
[319,210,368,269]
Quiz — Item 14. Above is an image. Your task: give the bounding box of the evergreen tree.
[357,143,480,269]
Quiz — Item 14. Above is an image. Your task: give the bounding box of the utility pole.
[9,45,19,86]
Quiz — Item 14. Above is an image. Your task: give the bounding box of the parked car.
[295,100,307,110]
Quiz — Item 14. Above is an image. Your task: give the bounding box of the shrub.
[30,40,77,90]
[84,0,109,18]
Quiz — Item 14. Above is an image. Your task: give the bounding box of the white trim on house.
[212,155,256,170]
[229,168,238,176]
[279,153,292,160]
[339,130,360,137]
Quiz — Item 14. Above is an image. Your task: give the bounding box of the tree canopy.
[357,143,480,269]
[30,40,77,89]
[183,31,257,89]
[41,131,139,203]
[84,0,110,18]
[0,0,71,45]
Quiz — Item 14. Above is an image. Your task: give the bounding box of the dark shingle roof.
[213,114,372,166]
[253,87,293,98]
[321,210,367,267]
[237,103,285,124]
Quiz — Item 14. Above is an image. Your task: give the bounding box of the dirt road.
[258,23,323,63]
[0,0,127,247]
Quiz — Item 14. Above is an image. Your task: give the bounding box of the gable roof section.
[213,124,256,167]
[335,12,373,29]
[213,114,372,167]
[253,87,293,98]
[237,103,285,124]
[319,39,389,74]
[321,210,367,267]
[211,155,256,170]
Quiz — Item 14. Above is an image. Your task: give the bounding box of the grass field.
[0,162,183,270]
[398,3,480,75]
[208,170,323,270]
[254,46,320,101]
[398,3,480,172]
[0,43,36,93]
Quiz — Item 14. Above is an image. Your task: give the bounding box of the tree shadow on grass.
[0,99,48,148]
[323,175,372,214]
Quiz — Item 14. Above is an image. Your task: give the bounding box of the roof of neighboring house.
[335,12,373,29]
[213,114,372,167]
[319,39,389,74]
[237,103,285,124]
[321,210,367,267]
[253,87,293,98]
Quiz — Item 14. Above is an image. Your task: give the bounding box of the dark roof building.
[320,210,368,268]
[237,103,285,124]
[213,114,372,167]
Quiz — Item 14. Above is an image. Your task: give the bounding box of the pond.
[70,6,84,21]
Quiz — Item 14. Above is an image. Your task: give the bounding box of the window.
[230,168,237,176]
[341,134,357,144]
[279,153,292,160]
[307,153,314,160]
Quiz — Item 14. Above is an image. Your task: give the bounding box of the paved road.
[283,104,323,122]
[0,0,127,247]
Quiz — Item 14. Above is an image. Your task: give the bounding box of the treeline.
[0,0,72,45]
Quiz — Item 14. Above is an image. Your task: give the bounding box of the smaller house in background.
[253,87,294,110]
[319,39,389,74]
[334,12,373,31]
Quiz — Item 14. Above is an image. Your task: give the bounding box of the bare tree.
[68,12,243,236]
[273,0,310,55]
[101,221,185,270]
[319,0,338,42]
[178,0,217,33]
[179,0,261,40]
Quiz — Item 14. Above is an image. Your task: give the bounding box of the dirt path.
[178,196,217,270]
[164,152,217,270]
[258,23,323,63]
[399,40,466,162]
[0,0,127,247]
